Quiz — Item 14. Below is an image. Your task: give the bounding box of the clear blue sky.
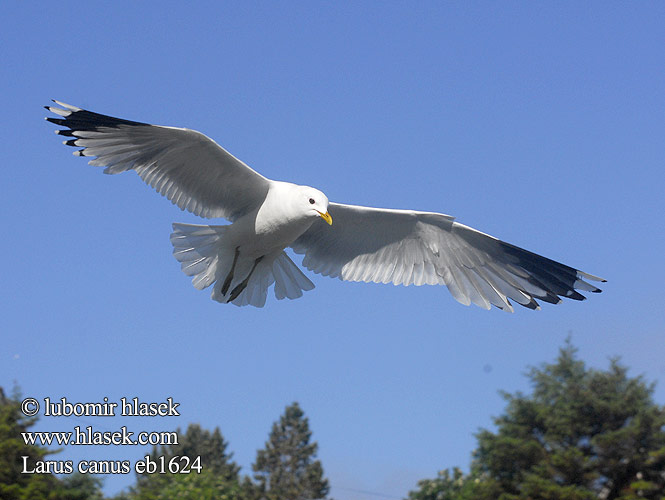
[2,2,664,499]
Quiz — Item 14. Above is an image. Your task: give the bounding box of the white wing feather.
[46,101,270,221]
[292,202,605,311]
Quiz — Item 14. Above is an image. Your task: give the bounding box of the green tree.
[151,469,244,500]
[164,424,239,481]
[408,468,486,500]
[59,474,104,500]
[408,341,665,500]
[132,423,240,500]
[0,386,49,500]
[0,387,105,500]
[252,402,329,500]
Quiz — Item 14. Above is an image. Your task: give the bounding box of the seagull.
[46,100,604,310]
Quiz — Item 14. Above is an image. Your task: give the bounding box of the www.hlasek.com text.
[23,426,178,447]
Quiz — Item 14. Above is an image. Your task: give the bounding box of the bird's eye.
[309,198,315,205]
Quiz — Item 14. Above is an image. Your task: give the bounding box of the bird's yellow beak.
[318,211,333,225]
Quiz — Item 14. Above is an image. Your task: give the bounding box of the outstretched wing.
[46,100,270,221]
[292,202,604,312]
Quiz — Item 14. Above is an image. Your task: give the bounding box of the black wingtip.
[567,290,586,301]
[44,105,151,130]
[523,298,539,310]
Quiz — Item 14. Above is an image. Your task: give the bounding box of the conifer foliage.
[133,423,241,500]
[409,340,665,500]
[0,387,104,500]
[252,402,330,500]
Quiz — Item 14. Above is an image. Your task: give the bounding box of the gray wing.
[292,202,605,312]
[46,101,270,221]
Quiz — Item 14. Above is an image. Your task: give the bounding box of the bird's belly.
[228,215,314,259]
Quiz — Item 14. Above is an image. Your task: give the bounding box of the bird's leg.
[221,247,240,296]
[227,256,264,303]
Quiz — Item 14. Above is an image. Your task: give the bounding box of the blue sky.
[2,2,664,499]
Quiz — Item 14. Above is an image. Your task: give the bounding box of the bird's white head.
[299,186,332,225]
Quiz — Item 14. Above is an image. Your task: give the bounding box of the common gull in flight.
[46,101,604,310]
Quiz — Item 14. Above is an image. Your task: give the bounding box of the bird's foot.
[221,247,240,296]
[226,255,264,303]
[227,279,249,303]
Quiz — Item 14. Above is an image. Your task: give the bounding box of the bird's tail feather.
[170,223,314,307]
[171,223,227,291]
[273,252,316,300]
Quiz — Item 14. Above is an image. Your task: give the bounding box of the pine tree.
[474,340,665,499]
[252,402,329,500]
[0,387,105,500]
[59,473,104,500]
[408,340,665,500]
[168,424,240,481]
[133,423,240,500]
[0,386,53,500]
